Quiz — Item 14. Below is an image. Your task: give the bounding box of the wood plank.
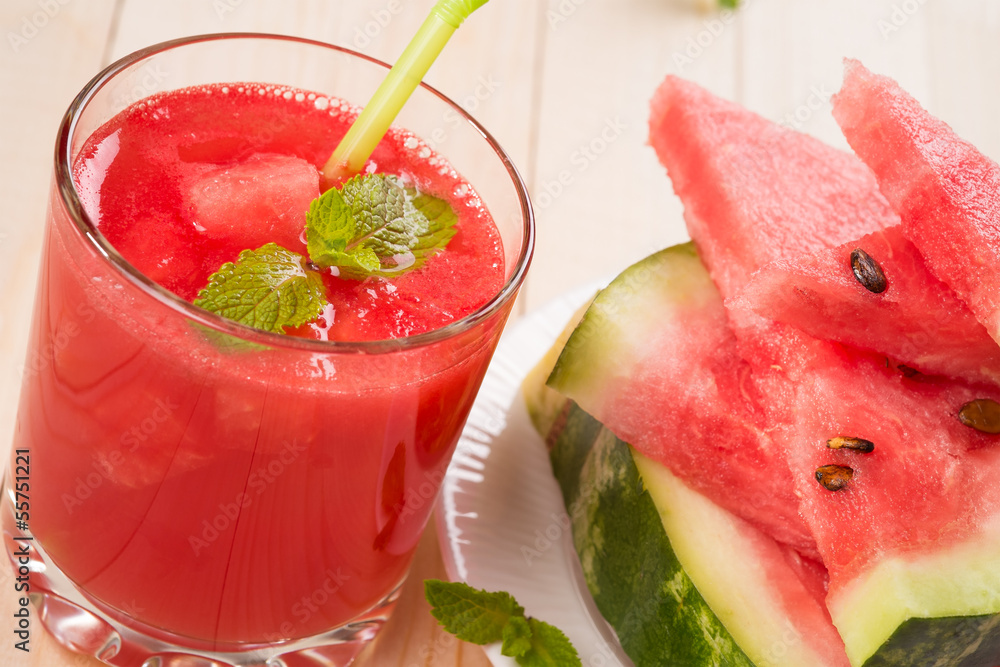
[0,0,119,478]
[738,0,936,155]
[523,0,741,310]
[925,0,1000,160]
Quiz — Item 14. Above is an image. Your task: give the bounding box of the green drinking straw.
[322,0,490,181]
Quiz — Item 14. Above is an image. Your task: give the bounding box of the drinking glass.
[2,33,532,667]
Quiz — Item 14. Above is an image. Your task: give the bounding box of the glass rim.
[54,32,534,355]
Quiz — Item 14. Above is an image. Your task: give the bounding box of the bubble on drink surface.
[314,97,330,111]
[295,92,305,102]
[404,137,420,150]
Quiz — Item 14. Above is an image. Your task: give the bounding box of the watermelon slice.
[781,345,1000,666]
[547,244,816,558]
[648,75,898,379]
[542,400,848,667]
[648,75,897,302]
[738,225,1000,385]
[183,152,318,253]
[536,242,1000,667]
[530,71,1000,667]
[535,245,845,666]
[832,59,1000,344]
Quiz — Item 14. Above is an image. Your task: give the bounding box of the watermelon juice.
[3,35,532,663]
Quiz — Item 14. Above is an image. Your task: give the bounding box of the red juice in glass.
[4,35,532,666]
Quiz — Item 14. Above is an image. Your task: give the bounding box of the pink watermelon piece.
[783,344,1000,598]
[642,71,1000,664]
[548,244,819,560]
[833,59,1000,344]
[183,153,318,253]
[739,225,1000,385]
[648,75,897,302]
[648,75,900,382]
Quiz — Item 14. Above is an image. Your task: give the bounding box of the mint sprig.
[193,243,327,334]
[424,580,581,666]
[306,173,457,280]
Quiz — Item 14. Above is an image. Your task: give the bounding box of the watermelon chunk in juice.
[833,58,1000,344]
[183,152,319,253]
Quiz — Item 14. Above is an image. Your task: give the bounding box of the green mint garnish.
[193,243,327,334]
[306,173,457,280]
[424,580,581,666]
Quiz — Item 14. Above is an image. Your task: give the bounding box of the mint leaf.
[424,580,582,666]
[306,174,457,279]
[518,618,582,667]
[194,243,327,334]
[501,616,533,658]
[424,579,522,645]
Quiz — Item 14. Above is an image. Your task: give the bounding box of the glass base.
[2,494,402,667]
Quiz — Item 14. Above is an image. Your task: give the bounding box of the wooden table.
[2,1,999,665]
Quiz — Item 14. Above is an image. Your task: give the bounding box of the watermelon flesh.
[833,59,1000,345]
[648,75,896,303]
[739,224,1000,385]
[648,75,898,383]
[183,152,318,253]
[548,245,817,558]
[642,70,1000,665]
[783,343,1000,665]
[541,252,847,666]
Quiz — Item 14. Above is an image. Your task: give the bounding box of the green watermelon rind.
[537,240,1000,667]
[836,535,1000,666]
[547,242,713,405]
[549,400,755,667]
[863,614,1000,667]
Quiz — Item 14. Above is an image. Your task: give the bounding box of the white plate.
[435,285,632,667]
